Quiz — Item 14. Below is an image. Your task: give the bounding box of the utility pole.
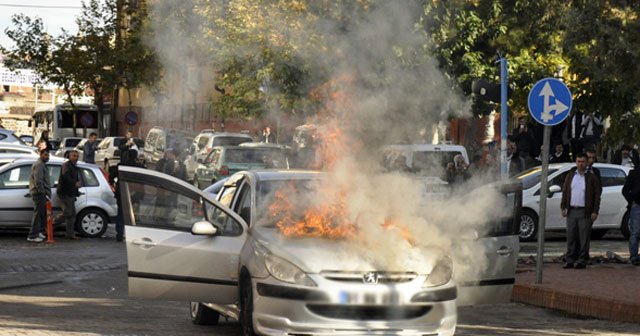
[111,0,124,137]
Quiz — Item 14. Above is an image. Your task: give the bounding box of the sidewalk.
[512,261,640,323]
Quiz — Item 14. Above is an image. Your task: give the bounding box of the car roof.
[544,162,632,171]
[0,143,37,150]
[4,156,101,169]
[208,132,253,138]
[239,142,284,148]
[238,170,322,184]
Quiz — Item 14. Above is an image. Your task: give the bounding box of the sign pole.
[500,57,508,181]
[536,125,551,284]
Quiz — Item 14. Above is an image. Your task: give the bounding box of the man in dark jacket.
[119,131,138,166]
[55,150,81,239]
[27,149,51,242]
[560,153,601,269]
[622,166,640,266]
[549,143,570,164]
[83,132,98,164]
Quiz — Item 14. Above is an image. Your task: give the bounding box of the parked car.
[192,145,288,189]
[143,127,194,170]
[0,128,28,146]
[0,157,117,237]
[382,143,469,176]
[95,136,145,167]
[116,167,520,335]
[0,143,39,156]
[191,131,253,163]
[49,140,61,153]
[74,138,103,162]
[515,163,631,241]
[18,135,34,146]
[54,137,83,158]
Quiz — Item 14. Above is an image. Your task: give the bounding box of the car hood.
[252,227,441,275]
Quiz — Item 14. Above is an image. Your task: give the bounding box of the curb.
[512,284,640,323]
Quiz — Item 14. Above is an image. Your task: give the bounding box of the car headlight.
[423,258,452,287]
[264,253,316,287]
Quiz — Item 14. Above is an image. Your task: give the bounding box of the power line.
[0,3,82,9]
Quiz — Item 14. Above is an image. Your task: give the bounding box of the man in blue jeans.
[622,165,640,265]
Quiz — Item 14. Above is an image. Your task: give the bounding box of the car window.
[65,139,82,148]
[0,134,6,141]
[127,181,206,231]
[206,150,221,165]
[113,138,125,147]
[197,135,209,148]
[514,168,558,190]
[0,165,31,189]
[212,136,251,147]
[218,184,237,208]
[234,182,252,224]
[204,200,243,236]
[600,168,626,187]
[81,168,100,187]
[145,132,157,150]
[48,165,61,187]
[412,151,462,175]
[550,171,569,191]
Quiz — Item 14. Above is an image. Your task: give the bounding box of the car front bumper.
[252,277,457,336]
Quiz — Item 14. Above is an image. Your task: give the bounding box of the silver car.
[117,167,520,335]
[54,137,83,158]
[0,157,117,237]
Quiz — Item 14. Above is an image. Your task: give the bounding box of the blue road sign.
[80,112,95,128]
[125,111,139,126]
[527,78,572,126]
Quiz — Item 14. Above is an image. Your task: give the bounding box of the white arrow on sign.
[539,82,569,123]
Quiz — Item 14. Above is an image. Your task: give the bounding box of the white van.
[382,143,469,175]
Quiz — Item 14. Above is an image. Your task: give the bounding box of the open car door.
[118,166,248,304]
[456,181,522,306]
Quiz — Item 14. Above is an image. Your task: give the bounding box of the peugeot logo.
[363,272,379,284]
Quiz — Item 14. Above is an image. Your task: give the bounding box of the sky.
[0,0,83,49]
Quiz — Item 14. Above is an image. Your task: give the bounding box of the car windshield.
[255,179,322,228]
[212,136,251,146]
[64,138,82,148]
[224,148,287,167]
[113,138,124,147]
[513,167,559,189]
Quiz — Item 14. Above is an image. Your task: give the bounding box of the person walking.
[622,163,640,266]
[27,149,51,243]
[55,150,81,240]
[83,132,98,164]
[560,153,601,269]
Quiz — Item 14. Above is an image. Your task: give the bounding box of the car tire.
[519,209,538,242]
[621,211,631,240]
[76,208,109,238]
[241,276,257,336]
[190,302,220,325]
[590,229,608,240]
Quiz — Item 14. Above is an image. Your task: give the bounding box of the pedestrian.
[560,153,601,269]
[550,143,571,164]
[118,131,138,166]
[512,117,535,168]
[585,149,602,193]
[37,130,52,152]
[580,112,603,152]
[445,154,470,185]
[622,162,640,266]
[262,126,275,143]
[567,111,585,161]
[27,149,51,243]
[612,144,640,168]
[55,150,81,240]
[83,132,98,164]
[157,148,187,181]
[507,136,524,177]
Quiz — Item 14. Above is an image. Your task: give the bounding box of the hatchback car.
[0,143,38,156]
[0,128,28,145]
[191,131,253,163]
[117,167,520,335]
[54,137,83,158]
[515,163,631,241]
[95,136,145,167]
[0,157,117,237]
[192,145,288,189]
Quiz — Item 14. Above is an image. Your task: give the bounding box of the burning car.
[117,166,520,336]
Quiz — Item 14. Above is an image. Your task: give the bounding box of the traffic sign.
[125,111,139,126]
[80,112,95,128]
[527,78,572,126]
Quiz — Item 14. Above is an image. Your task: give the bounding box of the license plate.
[338,291,399,305]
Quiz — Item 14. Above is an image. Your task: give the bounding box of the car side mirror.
[191,221,217,236]
[548,185,561,197]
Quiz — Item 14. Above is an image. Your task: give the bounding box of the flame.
[382,218,415,246]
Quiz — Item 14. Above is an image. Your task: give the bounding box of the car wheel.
[621,211,631,240]
[241,277,257,336]
[519,209,538,242]
[76,208,109,238]
[590,229,608,240]
[190,302,220,325]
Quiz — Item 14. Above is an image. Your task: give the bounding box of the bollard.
[45,199,55,243]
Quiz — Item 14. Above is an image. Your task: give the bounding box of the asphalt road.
[1,226,639,336]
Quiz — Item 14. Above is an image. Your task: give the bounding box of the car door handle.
[131,238,157,247]
[497,246,514,256]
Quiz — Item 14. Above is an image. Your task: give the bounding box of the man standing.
[567,111,585,161]
[580,112,603,152]
[512,117,535,168]
[27,149,51,243]
[550,143,570,164]
[560,153,601,269]
[612,144,640,168]
[83,132,98,164]
[118,131,138,166]
[622,163,640,266]
[56,150,81,240]
[262,126,275,143]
